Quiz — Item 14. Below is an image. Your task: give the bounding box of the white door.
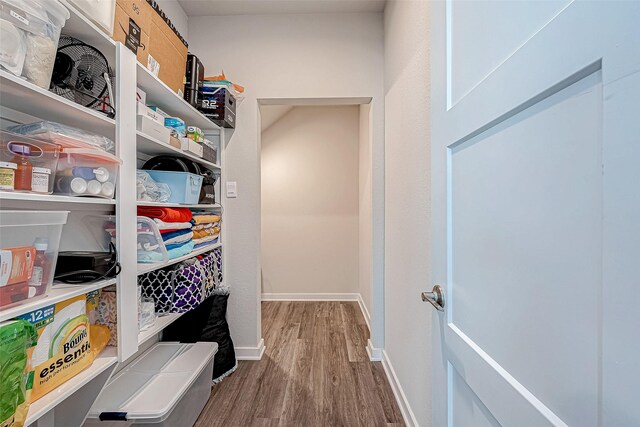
[430,1,640,426]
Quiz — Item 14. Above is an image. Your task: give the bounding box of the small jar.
[0,161,17,191]
[31,167,52,193]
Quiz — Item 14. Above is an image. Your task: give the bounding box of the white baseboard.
[357,294,372,332]
[382,350,419,427]
[235,338,265,360]
[261,293,360,301]
[366,339,382,361]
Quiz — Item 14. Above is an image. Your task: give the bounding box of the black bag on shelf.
[163,291,237,383]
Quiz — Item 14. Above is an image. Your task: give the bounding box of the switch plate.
[226,181,237,198]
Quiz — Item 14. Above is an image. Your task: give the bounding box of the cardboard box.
[148,106,169,118]
[168,135,181,149]
[137,115,171,144]
[113,0,188,93]
[137,102,164,125]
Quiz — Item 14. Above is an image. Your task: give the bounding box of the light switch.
[226,181,238,198]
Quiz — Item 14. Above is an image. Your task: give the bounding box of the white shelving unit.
[0,279,116,323]
[137,201,222,209]
[24,347,118,426]
[0,4,228,426]
[0,70,116,138]
[138,313,184,346]
[137,242,223,275]
[0,192,117,205]
[137,131,221,170]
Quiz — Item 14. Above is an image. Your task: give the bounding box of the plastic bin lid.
[59,148,123,164]
[87,342,218,422]
[0,210,69,227]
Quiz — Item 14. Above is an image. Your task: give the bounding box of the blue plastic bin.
[145,170,203,205]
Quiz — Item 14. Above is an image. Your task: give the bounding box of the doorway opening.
[258,99,376,347]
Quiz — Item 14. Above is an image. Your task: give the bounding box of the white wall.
[384,0,432,425]
[261,105,359,295]
[188,13,385,352]
[359,103,373,317]
[155,0,189,40]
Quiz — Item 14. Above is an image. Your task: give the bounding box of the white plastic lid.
[70,177,87,194]
[60,148,123,165]
[87,343,218,422]
[0,161,17,170]
[0,210,68,227]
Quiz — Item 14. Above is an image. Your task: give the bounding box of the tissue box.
[137,103,164,126]
[137,116,171,144]
[148,106,169,118]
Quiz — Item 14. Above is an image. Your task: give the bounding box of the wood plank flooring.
[195,301,404,427]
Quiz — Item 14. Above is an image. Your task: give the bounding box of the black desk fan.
[50,35,116,118]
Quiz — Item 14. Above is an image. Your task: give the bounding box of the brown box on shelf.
[202,140,218,164]
[113,0,188,94]
[169,135,181,149]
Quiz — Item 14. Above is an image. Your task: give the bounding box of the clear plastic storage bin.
[54,149,121,199]
[0,131,60,194]
[86,342,217,427]
[0,210,69,308]
[0,0,70,88]
[7,121,116,154]
[144,170,203,205]
[85,215,169,266]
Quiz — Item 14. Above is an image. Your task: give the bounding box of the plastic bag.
[0,320,38,427]
[136,170,171,202]
[139,298,156,332]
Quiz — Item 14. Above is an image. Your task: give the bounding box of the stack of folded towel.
[191,212,221,250]
[138,207,195,259]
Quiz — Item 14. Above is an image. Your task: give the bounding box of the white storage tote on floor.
[85,342,218,427]
[144,170,203,205]
[0,210,69,308]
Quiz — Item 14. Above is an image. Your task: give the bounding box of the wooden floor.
[195,301,404,427]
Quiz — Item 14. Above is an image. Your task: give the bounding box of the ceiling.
[178,0,386,16]
[260,105,294,131]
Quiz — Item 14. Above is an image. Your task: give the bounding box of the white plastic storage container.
[0,0,70,88]
[0,210,68,308]
[54,149,121,198]
[144,170,203,205]
[86,342,218,427]
[66,0,115,36]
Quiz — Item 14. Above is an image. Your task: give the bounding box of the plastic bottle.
[28,238,50,297]
[10,144,33,191]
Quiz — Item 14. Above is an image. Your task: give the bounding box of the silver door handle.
[422,285,445,311]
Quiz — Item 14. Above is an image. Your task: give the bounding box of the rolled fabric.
[191,214,221,225]
[167,241,195,259]
[165,239,195,251]
[161,228,193,241]
[154,220,193,232]
[193,228,217,239]
[137,207,193,222]
[163,231,194,246]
